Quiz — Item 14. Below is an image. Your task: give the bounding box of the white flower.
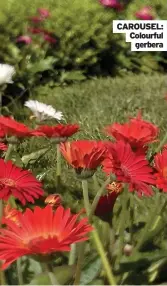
[24,100,64,121]
[0,64,15,85]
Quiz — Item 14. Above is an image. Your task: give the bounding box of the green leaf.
[80,257,102,285]
[28,265,76,285]
[11,152,23,168]
[119,250,167,272]
[21,148,49,166]
[60,70,86,82]
[27,57,55,74]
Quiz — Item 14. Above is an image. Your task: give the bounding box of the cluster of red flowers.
[0,111,167,270]
[99,1,155,20]
[17,7,57,45]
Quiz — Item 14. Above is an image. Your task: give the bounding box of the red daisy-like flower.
[0,159,44,205]
[0,127,5,138]
[135,6,154,20]
[0,205,93,269]
[0,116,43,138]
[3,204,22,225]
[105,113,159,153]
[154,150,167,192]
[45,194,62,208]
[0,143,7,151]
[60,140,106,178]
[103,140,155,196]
[95,182,122,222]
[35,124,79,142]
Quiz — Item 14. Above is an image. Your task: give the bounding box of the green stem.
[115,187,129,269]
[81,180,91,215]
[0,269,7,285]
[82,179,116,285]
[155,132,167,154]
[92,173,100,191]
[89,176,111,220]
[68,243,77,266]
[73,242,85,285]
[56,144,61,187]
[44,263,59,285]
[91,228,117,285]
[129,193,135,243]
[17,259,24,285]
[73,180,90,284]
[0,199,6,285]
[134,193,162,253]
[4,143,14,161]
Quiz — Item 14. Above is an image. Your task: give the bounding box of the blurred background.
[0,0,167,104]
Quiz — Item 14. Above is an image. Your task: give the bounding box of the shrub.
[114,0,167,75]
[0,0,118,88]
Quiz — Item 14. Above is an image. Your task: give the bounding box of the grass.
[9,73,167,211]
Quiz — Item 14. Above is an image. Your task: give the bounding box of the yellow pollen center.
[0,178,16,187]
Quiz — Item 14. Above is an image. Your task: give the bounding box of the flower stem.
[155,132,167,154]
[73,180,90,284]
[115,187,128,269]
[91,228,117,285]
[17,258,24,285]
[0,201,6,285]
[81,179,116,285]
[89,176,111,220]
[68,243,77,266]
[4,143,14,161]
[81,180,91,215]
[134,192,162,253]
[44,263,59,285]
[56,144,61,187]
[0,268,6,285]
[73,242,85,285]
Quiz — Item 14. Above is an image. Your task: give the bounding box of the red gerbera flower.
[60,140,106,178]
[0,159,44,205]
[0,205,93,269]
[0,143,7,151]
[35,124,79,142]
[154,150,167,192]
[3,204,22,225]
[0,116,43,138]
[135,6,154,20]
[105,113,159,153]
[103,141,155,196]
[45,194,62,208]
[95,182,122,222]
[0,127,5,138]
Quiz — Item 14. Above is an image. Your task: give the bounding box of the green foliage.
[0,0,117,89]
[1,0,167,91]
[114,0,167,75]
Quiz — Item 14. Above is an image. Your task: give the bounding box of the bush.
[0,0,167,92]
[0,0,118,89]
[114,0,167,75]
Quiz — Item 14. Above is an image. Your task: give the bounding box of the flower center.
[107,182,122,194]
[121,164,131,178]
[0,178,16,187]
